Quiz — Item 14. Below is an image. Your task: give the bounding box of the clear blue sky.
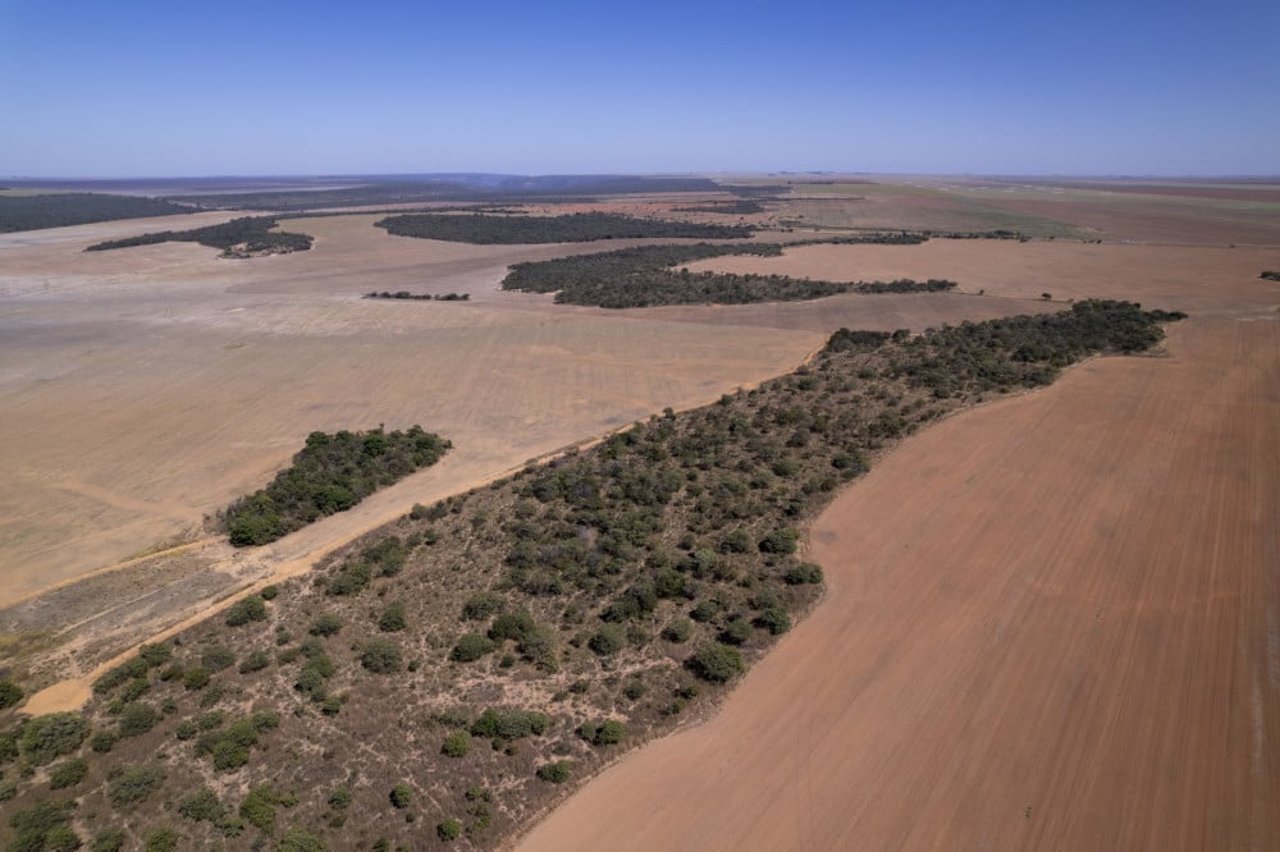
[2,0,1276,177]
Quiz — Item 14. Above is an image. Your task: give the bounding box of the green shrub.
[461,592,503,621]
[470,708,550,741]
[239,785,297,834]
[91,827,126,852]
[138,643,172,667]
[536,760,572,783]
[361,638,402,674]
[226,595,268,626]
[588,624,625,656]
[93,658,148,694]
[260,585,279,600]
[0,678,24,709]
[309,614,344,637]
[321,695,342,716]
[118,703,160,738]
[441,730,470,758]
[91,730,119,753]
[758,528,799,554]
[143,827,179,852]
[8,800,76,851]
[783,563,823,585]
[19,712,90,765]
[662,618,693,642]
[487,610,536,643]
[183,667,211,690]
[687,643,745,683]
[378,602,407,632]
[239,650,270,674]
[108,764,166,808]
[754,607,791,635]
[325,560,372,597]
[48,757,88,790]
[0,730,16,764]
[389,783,412,809]
[202,646,236,673]
[328,786,351,810]
[0,778,15,802]
[578,719,626,746]
[45,826,83,852]
[278,828,326,851]
[178,787,226,822]
[450,633,495,662]
[437,819,462,841]
[719,618,752,646]
[119,677,150,702]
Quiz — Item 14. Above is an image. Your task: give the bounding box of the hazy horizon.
[2,0,1278,177]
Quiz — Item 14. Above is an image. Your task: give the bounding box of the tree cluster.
[85,216,313,257]
[375,212,753,244]
[0,193,192,233]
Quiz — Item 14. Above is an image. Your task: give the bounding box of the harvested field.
[687,239,1280,317]
[518,315,1280,852]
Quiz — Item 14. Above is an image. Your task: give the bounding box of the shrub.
[758,528,799,554]
[260,584,279,600]
[225,595,267,626]
[326,560,372,596]
[48,757,89,790]
[536,760,572,783]
[441,730,470,758]
[450,633,496,662]
[390,783,412,809]
[487,610,536,643]
[91,730,119,753]
[309,613,344,637]
[239,650,270,674]
[108,764,166,808]
[120,678,150,702]
[203,645,238,674]
[578,719,626,746]
[754,607,791,635]
[118,703,160,737]
[178,787,226,822]
[144,827,179,852]
[719,618,752,646]
[7,800,76,851]
[378,601,407,632]
[783,563,823,585]
[328,786,351,809]
[470,708,550,741]
[687,643,745,683]
[93,658,148,694]
[19,712,90,765]
[92,827,126,852]
[239,785,297,833]
[662,618,693,642]
[0,678,22,709]
[138,643,172,667]
[461,592,503,621]
[183,667,211,690]
[588,624,625,656]
[437,819,462,841]
[361,638,402,673]
[278,828,326,851]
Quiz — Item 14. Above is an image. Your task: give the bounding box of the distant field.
[0,193,193,233]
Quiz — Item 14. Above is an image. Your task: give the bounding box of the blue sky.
[1,0,1276,176]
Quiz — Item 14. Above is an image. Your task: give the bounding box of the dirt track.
[518,317,1280,851]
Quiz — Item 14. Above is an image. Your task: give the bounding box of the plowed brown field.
[518,317,1280,851]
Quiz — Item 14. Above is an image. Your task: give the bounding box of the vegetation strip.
[501,241,953,307]
[223,426,452,546]
[0,193,193,234]
[84,216,313,258]
[373,212,753,244]
[0,301,1183,850]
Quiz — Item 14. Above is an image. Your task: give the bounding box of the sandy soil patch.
[518,315,1280,851]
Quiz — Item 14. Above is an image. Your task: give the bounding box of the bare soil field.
[518,314,1280,852]
[688,239,1280,318]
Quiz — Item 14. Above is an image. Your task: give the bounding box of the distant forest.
[225,426,451,546]
[374,212,753,244]
[0,193,192,233]
[674,200,766,215]
[501,241,954,308]
[171,175,723,212]
[84,216,313,258]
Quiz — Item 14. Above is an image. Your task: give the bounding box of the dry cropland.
[1,176,1277,850]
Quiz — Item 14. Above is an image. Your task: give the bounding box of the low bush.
[441,730,471,758]
[450,633,495,662]
[18,712,90,765]
[470,708,550,741]
[108,764,166,808]
[225,595,267,626]
[687,643,745,683]
[577,719,626,746]
[48,757,88,790]
[309,613,344,637]
[361,638,403,673]
[536,760,572,783]
[437,819,462,841]
[389,783,412,809]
